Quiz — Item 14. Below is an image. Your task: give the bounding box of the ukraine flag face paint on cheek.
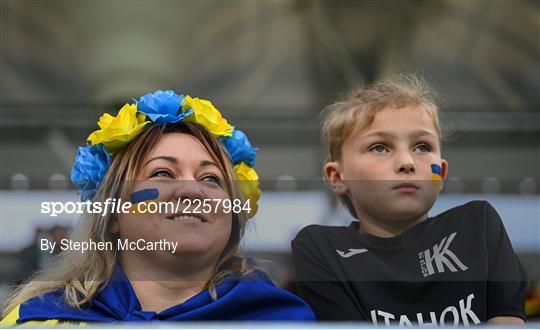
[131,188,159,203]
[431,164,442,189]
[130,188,160,214]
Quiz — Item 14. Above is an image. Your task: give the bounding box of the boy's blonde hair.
[321,74,442,218]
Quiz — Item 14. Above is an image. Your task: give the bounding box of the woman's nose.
[172,179,205,201]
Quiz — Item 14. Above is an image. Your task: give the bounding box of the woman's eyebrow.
[144,156,178,166]
[144,157,218,169]
[199,160,219,169]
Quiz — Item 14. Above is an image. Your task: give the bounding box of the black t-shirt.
[291,201,527,325]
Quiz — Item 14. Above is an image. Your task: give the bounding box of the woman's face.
[116,133,233,268]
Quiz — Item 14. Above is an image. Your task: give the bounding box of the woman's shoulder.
[1,290,90,326]
[1,305,23,327]
[1,301,83,327]
[222,273,315,320]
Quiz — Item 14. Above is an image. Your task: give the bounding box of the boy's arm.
[483,201,528,322]
[291,227,366,321]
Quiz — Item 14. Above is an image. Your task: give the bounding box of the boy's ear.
[440,159,449,191]
[441,159,449,179]
[324,161,348,195]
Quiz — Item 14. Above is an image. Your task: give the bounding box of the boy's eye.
[150,169,173,179]
[369,144,388,153]
[414,144,431,153]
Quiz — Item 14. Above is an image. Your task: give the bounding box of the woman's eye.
[201,175,222,186]
[369,144,388,153]
[414,144,431,153]
[150,170,173,178]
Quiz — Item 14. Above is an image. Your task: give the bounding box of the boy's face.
[325,105,448,222]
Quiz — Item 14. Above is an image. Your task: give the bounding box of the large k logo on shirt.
[418,232,468,277]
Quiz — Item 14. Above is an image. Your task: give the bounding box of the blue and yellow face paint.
[431,164,442,189]
[130,188,159,214]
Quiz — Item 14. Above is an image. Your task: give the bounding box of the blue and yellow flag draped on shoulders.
[1,266,315,326]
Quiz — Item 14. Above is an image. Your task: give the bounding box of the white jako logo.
[336,248,368,258]
[419,232,468,277]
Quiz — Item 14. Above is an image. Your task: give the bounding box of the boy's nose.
[399,163,416,173]
[395,150,416,174]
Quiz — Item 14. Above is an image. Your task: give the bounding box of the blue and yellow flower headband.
[71,90,260,216]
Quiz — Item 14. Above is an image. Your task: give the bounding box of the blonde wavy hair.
[3,122,258,315]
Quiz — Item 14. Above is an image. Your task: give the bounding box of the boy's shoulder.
[436,199,492,216]
[292,200,500,252]
[293,224,351,243]
[433,200,497,226]
[426,200,506,243]
[293,200,497,242]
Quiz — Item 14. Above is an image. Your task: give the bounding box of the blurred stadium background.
[1,0,539,320]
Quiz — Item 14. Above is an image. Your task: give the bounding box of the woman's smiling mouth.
[166,213,208,223]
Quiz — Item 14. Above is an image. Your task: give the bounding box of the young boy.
[291,76,527,326]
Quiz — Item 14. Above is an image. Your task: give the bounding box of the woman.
[1,91,315,325]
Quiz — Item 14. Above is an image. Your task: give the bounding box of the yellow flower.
[87,103,149,153]
[234,162,261,216]
[182,95,233,137]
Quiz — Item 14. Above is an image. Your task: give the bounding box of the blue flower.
[136,90,193,124]
[220,129,256,167]
[71,144,111,201]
